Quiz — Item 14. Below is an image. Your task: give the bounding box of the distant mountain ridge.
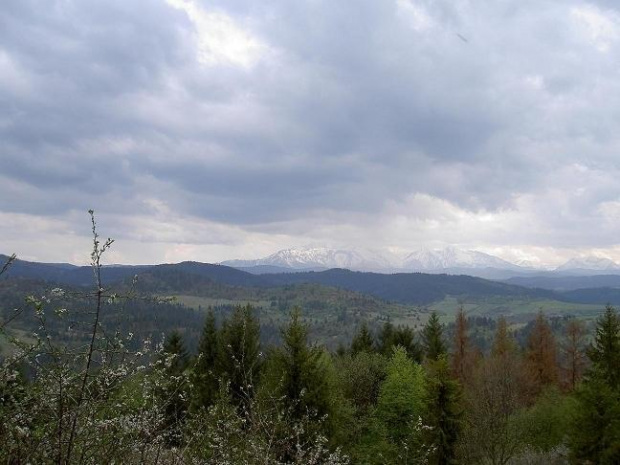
[223,247,620,277]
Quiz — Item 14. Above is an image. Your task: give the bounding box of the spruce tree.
[351,322,375,355]
[380,321,422,362]
[216,305,261,412]
[160,330,189,446]
[191,310,219,411]
[570,306,620,463]
[422,312,447,361]
[588,305,620,389]
[425,356,463,465]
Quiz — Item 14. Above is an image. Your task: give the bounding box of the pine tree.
[378,321,395,355]
[588,305,620,389]
[425,356,463,465]
[216,305,261,412]
[160,330,189,446]
[191,310,219,411]
[423,312,447,361]
[570,306,620,463]
[163,329,189,374]
[379,321,422,362]
[351,321,375,355]
[525,312,558,397]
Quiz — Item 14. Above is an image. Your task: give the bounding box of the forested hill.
[259,268,557,304]
[1,254,557,305]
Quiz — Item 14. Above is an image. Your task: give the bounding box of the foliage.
[422,312,447,362]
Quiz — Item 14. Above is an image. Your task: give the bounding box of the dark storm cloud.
[3,0,620,258]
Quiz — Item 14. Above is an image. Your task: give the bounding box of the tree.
[451,306,472,385]
[422,312,447,362]
[376,347,427,443]
[588,305,620,389]
[216,304,262,413]
[525,312,559,398]
[570,377,620,464]
[160,330,190,446]
[191,310,219,411]
[351,321,375,355]
[562,318,586,391]
[491,317,516,358]
[259,309,350,461]
[570,306,620,463]
[425,356,463,465]
[380,321,423,363]
[458,318,526,465]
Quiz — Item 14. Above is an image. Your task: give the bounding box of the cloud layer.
[2,0,620,265]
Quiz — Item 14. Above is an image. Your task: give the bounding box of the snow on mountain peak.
[402,247,521,271]
[556,256,620,271]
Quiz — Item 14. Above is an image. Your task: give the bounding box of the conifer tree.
[379,321,422,362]
[570,306,620,463]
[562,318,586,391]
[378,321,395,355]
[525,312,558,397]
[351,321,375,355]
[216,304,261,411]
[423,312,447,361]
[451,306,471,384]
[491,316,516,358]
[588,305,620,389]
[425,356,463,465]
[191,309,219,411]
[161,330,189,446]
[163,329,189,374]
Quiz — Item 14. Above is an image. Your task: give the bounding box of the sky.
[2,0,620,267]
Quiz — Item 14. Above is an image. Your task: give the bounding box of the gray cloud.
[2,0,620,263]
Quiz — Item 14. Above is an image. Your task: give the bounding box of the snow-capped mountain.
[222,246,399,272]
[402,247,524,272]
[555,256,620,272]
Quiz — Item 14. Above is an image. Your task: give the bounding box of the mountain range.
[222,246,620,278]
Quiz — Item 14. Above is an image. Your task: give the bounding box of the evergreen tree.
[570,377,620,464]
[425,356,463,465]
[570,306,620,463]
[216,305,261,412]
[380,321,423,363]
[423,312,447,361]
[191,310,219,411]
[163,329,189,374]
[588,305,620,389]
[351,321,375,355]
[160,330,189,446]
[378,321,395,355]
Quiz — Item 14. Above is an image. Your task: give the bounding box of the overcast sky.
[2,0,620,266]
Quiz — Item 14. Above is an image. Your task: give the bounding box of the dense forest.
[1,224,620,464]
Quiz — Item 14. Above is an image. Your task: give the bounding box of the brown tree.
[458,320,526,465]
[492,317,516,357]
[451,306,472,385]
[561,318,586,391]
[525,312,559,398]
